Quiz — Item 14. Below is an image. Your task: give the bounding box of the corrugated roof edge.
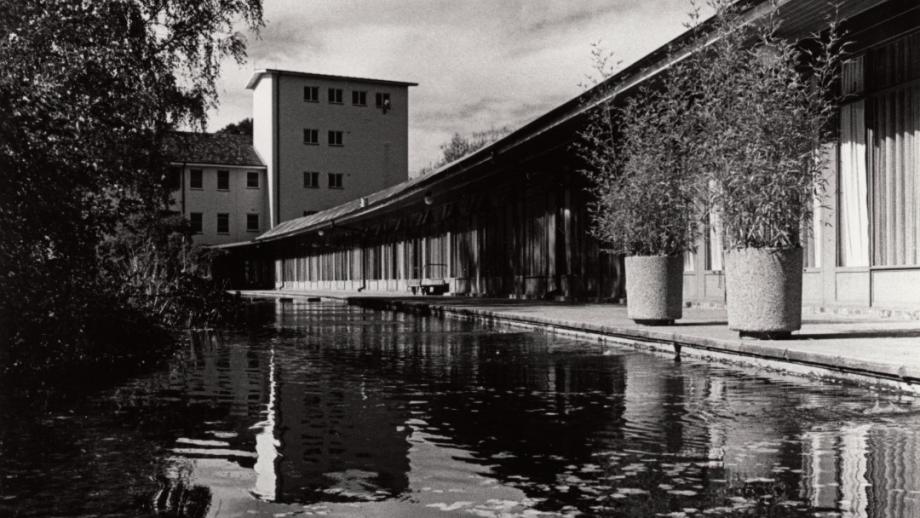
[246,69,419,89]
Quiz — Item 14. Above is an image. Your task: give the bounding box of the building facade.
[248,70,416,226]
[165,132,268,246]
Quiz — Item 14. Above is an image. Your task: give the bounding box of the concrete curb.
[346,298,920,396]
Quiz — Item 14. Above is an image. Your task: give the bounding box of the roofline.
[246,69,419,90]
[208,240,258,249]
[169,161,266,169]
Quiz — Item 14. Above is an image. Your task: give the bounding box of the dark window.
[190,169,203,189]
[217,213,229,234]
[217,170,229,190]
[303,171,319,188]
[303,128,318,145]
[303,210,318,217]
[328,130,343,146]
[166,167,181,190]
[328,88,343,104]
[375,92,391,112]
[246,213,259,232]
[352,91,367,106]
[189,212,202,234]
[246,171,259,188]
[328,173,343,189]
[304,85,319,102]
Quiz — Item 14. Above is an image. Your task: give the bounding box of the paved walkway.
[239,289,920,394]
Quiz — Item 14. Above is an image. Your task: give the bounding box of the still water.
[2,301,920,517]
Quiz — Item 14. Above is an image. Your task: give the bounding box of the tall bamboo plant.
[578,49,705,257]
[696,0,845,251]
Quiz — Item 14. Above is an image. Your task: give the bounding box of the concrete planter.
[724,247,803,338]
[625,254,684,325]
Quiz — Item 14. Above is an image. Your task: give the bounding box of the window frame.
[328,88,343,104]
[352,90,367,106]
[328,130,343,147]
[303,128,319,145]
[303,85,319,102]
[246,171,260,189]
[217,169,230,191]
[216,213,230,234]
[246,213,260,232]
[328,172,343,189]
[190,169,203,189]
[303,171,320,189]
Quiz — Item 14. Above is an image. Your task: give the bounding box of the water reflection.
[1,301,919,517]
[251,346,277,501]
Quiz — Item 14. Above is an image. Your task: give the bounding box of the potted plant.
[579,55,703,325]
[698,3,843,337]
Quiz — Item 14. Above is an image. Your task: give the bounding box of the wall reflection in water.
[2,301,918,517]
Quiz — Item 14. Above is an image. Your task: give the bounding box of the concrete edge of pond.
[239,290,920,396]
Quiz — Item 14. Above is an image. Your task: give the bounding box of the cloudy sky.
[209,0,706,176]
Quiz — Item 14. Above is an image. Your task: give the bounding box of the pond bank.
[239,290,920,395]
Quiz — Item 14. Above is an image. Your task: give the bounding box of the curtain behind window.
[869,86,920,266]
[839,101,870,267]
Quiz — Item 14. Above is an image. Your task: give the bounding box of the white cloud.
[208,0,708,175]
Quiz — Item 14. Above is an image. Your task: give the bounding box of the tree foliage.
[218,117,253,136]
[0,0,263,375]
[419,126,511,175]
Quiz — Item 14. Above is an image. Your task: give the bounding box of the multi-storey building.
[165,131,268,246]
[247,69,417,225]
[166,70,416,245]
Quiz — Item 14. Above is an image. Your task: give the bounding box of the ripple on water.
[2,301,920,518]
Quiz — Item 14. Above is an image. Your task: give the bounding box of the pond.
[1,300,919,517]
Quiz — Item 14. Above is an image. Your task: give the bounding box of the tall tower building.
[247,70,417,226]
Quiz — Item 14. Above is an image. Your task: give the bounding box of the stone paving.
[239,289,920,393]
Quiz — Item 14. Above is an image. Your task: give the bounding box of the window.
[303,171,319,188]
[217,213,229,234]
[190,169,203,189]
[375,92,391,112]
[303,210,318,217]
[303,85,319,102]
[328,88,343,104]
[703,211,723,272]
[352,90,367,106]
[189,212,202,234]
[328,173,343,189]
[246,171,259,188]
[217,170,229,190]
[246,213,259,232]
[303,128,318,145]
[837,32,920,267]
[328,130,343,146]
